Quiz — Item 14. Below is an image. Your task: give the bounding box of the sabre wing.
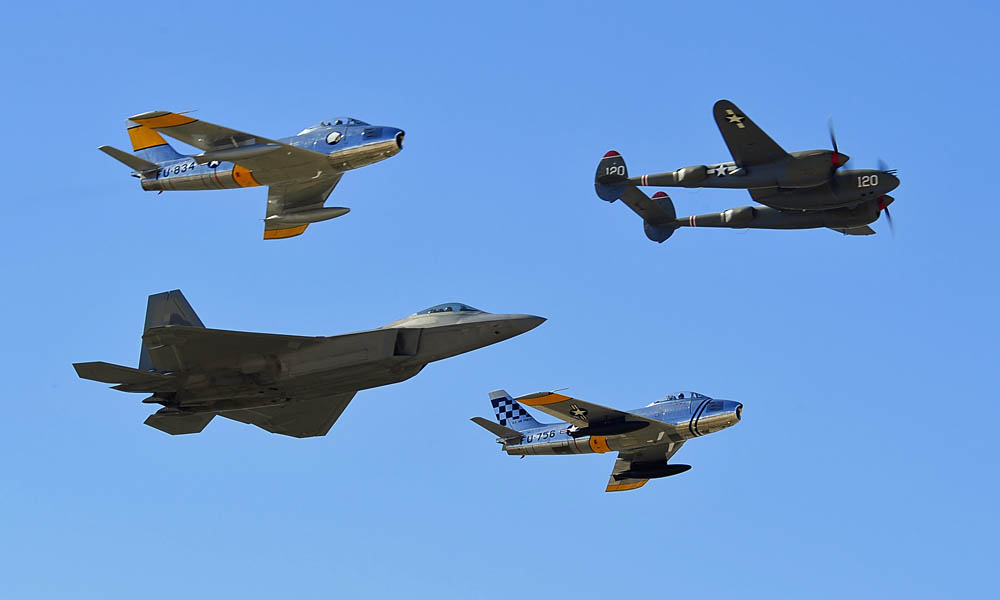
[127,111,334,181]
[606,442,685,492]
[517,392,682,440]
[264,174,344,239]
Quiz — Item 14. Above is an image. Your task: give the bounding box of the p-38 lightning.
[472,389,741,492]
[74,291,543,438]
[100,112,404,239]
[595,99,899,242]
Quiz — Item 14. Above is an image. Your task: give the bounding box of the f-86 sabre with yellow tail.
[472,390,742,492]
[100,112,404,239]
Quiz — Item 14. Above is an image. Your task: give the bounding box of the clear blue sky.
[1,1,996,597]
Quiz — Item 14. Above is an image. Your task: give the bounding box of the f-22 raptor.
[595,100,900,242]
[100,112,405,239]
[472,389,742,492]
[74,291,544,438]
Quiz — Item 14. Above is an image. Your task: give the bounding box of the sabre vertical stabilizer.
[488,390,543,430]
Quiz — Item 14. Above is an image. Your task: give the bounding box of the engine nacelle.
[675,165,708,186]
[722,205,757,226]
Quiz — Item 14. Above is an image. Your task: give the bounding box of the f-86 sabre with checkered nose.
[471,390,742,492]
[595,99,899,242]
[99,112,404,239]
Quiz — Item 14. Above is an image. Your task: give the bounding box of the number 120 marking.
[857,174,879,188]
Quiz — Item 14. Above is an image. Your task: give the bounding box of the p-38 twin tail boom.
[100,112,405,239]
[595,100,900,242]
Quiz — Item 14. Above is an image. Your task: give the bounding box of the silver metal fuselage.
[139,127,404,192]
[504,397,742,457]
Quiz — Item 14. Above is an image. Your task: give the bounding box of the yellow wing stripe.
[606,480,648,492]
[263,225,308,240]
[131,112,198,129]
[519,392,570,406]
[127,124,168,151]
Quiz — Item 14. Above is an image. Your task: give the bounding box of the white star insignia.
[725,109,746,129]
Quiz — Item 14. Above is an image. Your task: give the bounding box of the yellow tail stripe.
[263,225,308,240]
[127,125,168,151]
[132,113,197,128]
[519,393,570,406]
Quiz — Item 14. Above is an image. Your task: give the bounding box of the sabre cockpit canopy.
[648,391,710,406]
[297,118,371,135]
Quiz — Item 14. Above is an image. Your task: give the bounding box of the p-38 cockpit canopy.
[297,118,371,135]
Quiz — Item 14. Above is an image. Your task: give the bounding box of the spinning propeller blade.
[827,118,849,168]
[879,195,896,237]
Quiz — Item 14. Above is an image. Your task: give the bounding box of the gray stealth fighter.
[595,99,900,242]
[74,291,544,438]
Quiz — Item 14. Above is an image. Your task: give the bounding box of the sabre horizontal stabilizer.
[470,416,524,442]
[98,145,160,175]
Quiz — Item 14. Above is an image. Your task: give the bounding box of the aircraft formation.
[80,100,898,491]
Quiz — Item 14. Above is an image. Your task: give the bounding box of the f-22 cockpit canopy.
[415,303,482,315]
[297,118,371,135]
